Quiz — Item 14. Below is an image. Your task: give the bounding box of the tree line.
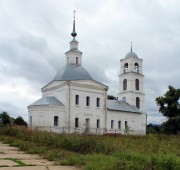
[0,112,27,127]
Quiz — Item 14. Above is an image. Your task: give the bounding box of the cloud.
[0,0,180,124]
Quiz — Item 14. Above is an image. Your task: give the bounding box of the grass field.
[0,126,179,170]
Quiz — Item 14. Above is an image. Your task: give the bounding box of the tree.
[156,86,180,118]
[160,117,180,134]
[107,95,117,100]
[14,116,27,126]
[0,112,11,126]
[156,86,180,134]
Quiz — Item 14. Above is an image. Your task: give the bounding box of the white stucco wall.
[107,110,146,135]
[28,79,108,130]
[28,105,65,127]
[28,77,146,135]
[68,82,107,129]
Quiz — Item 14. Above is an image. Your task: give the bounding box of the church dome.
[125,51,138,58]
[54,64,93,81]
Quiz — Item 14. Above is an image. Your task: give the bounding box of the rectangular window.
[97,119,100,129]
[75,95,79,105]
[76,57,78,64]
[75,118,79,128]
[111,120,114,129]
[125,121,128,128]
[118,121,121,129]
[54,116,58,126]
[96,98,100,107]
[86,96,90,106]
[30,116,32,126]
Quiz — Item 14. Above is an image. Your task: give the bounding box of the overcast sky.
[0,0,180,124]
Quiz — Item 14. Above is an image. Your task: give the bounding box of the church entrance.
[85,118,90,132]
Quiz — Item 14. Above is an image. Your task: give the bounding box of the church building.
[28,16,146,135]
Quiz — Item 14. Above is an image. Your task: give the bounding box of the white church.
[28,16,146,135]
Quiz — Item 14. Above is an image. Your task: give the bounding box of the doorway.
[85,118,90,132]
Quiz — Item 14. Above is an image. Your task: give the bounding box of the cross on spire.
[131,41,132,52]
[73,10,76,19]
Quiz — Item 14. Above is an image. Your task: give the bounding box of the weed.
[0,126,180,169]
[5,158,27,166]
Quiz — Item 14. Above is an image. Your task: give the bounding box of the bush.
[161,117,180,134]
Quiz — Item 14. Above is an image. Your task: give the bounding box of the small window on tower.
[135,79,139,91]
[76,57,78,64]
[136,97,140,109]
[123,79,127,91]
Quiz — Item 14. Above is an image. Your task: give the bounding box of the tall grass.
[0,126,180,170]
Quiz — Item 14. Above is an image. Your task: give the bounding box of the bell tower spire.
[71,10,77,38]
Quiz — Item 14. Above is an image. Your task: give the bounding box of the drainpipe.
[68,81,71,130]
[146,114,147,135]
[104,88,107,131]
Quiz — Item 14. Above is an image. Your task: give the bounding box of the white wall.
[28,106,65,127]
[107,110,146,135]
[68,81,107,129]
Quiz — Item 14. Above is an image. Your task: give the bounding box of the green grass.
[0,126,180,170]
[5,158,27,166]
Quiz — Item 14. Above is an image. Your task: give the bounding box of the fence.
[30,126,146,135]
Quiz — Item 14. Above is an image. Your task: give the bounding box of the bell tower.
[117,43,145,111]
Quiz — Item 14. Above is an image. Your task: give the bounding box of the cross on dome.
[73,10,76,19]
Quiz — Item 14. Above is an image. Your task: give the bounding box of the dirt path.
[0,142,79,170]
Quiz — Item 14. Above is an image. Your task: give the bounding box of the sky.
[0,0,180,124]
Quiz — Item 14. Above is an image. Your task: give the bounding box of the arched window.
[122,97,126,101]
[136,97,140,109]
[124,63,128,73]
[135,79,139,90]
[123,79,127,91]
[135,63,139,73]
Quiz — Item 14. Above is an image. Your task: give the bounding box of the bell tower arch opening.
[135,63,139,73]
[124,63,128,73]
